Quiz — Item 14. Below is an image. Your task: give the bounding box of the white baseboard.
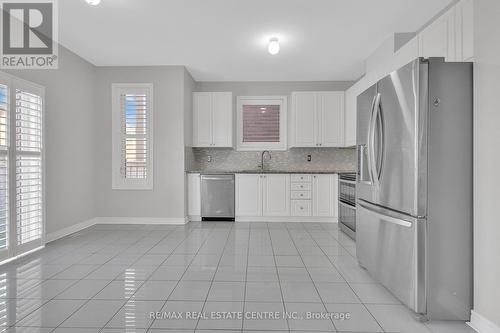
[236,217,338,223]
[188,215,202,222]
[46,217,98,243]
[94,217,189,225]
[468,310,500,333]
[46,216,188,243]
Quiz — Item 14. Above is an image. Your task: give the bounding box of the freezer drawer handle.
[358,200,413,228]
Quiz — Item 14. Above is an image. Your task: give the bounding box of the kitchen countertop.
[186,170,355,174]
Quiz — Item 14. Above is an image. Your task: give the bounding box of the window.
[236,96,287,150]
[112,84,153,190]
[16,89,43,245]
[0,73,45,261]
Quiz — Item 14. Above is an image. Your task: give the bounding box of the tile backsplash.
[188,147,356,173]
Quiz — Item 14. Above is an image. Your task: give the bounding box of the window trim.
[111,83,154,190]
[236,96,287,151]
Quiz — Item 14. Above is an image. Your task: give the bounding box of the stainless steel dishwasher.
[201,174,235,221]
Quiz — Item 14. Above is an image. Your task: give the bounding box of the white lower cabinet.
[235,174,263,217]
[313,174,338,217]
[235,173,338,222]
[291,200,312,216]
[236,174,290,217]
[263,174,291,216]
[187,173,201,220]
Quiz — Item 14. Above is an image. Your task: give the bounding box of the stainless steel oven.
[338,173,356,240]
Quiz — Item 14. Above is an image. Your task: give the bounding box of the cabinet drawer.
[291,174,312,182]
[291,200,312,216]
[291,191,311,200]
[291,183,311,191]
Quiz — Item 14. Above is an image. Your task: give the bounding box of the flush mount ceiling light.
[85,0,101,5]
[268,38,280,55]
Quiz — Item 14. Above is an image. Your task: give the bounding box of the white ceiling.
[59,0,454,81]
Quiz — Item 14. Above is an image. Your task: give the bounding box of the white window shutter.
[112,84,153,190]
[0,84,9,251]
[15,89,43,245]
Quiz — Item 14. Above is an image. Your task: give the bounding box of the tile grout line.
[7,227,176,331]
[98,224,202,332]
[283,223,339,333]
[240,223,251,333]
[194,222,235,331]
[266,223,291,333]
[48,226,181,332]
[146,222,221,332]
[305,223,387,333]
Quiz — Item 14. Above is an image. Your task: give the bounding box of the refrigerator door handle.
[367,94,378,184]
[369,93,382,185]
[358,199,415,227]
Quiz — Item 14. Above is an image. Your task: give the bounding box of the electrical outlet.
[207,155,212,163]
[307,155,312,162]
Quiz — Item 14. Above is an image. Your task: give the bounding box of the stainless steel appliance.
[201,174,235,221]
[356,58,473,321]
[338,173,356,240]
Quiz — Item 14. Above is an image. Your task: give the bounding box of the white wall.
[183,69,196,217]
[94,66,189,221]
[472,0,500,328]
[4,47,97,235]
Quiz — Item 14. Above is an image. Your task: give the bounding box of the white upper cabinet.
[262,174,291,217]
[290,91,345,148]
[312,174,338,217]
[193,93,213,147]
[455,0,474,61]
[344,85,358,147]
[418,0,474,62]
[193,92,233,147]
[292,92,317,147]
[319,92,344,147]
[418,8,456,61]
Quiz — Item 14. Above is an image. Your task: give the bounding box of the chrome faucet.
[260,151,272,171]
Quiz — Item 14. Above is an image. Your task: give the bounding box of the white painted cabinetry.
[236,174,290,217]
[418,0,474,62]
[290,91,345,148]
[344,86,359,147]
[187,173,201,220]
[291,92,316,147]
[193,92,233,147]
[455,0,474,61]
[236,173,338,222]
[319,92,345,147]
[313,174,338,217]
[345,0,474,148]
[235,174,263,217]
[418,8,456,61]
[263,174,291,216]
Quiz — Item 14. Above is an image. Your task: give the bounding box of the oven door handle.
[339,179,356,185]
[339,201,356,209]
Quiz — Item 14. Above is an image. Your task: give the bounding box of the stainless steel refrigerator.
[356,58,473,321]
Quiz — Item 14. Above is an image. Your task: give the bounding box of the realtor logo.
[0,0,58,69]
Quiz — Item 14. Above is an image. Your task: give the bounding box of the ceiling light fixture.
[85,0,101,6]
[268,38,280,55]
